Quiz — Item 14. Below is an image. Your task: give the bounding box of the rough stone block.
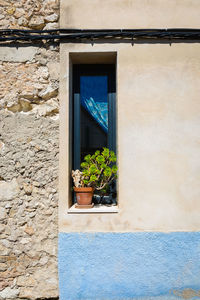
[44,13,58,22]
[17,275,36,287]
[38,85,58,100]
[0,244,10,255]
[43,22,58,30]
[0,287,19,299]
[0,47,37,62]
[28,16,45,29]
[31,99,59,116]
[0,179,19,201]
[0,208,7,221]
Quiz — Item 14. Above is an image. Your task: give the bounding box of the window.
[72,64,117,205]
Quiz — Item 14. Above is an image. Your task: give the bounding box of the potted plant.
[72,148,117,207]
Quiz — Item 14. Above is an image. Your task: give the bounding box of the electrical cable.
[0,28,200,43]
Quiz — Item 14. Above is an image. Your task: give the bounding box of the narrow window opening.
[71,62,117,206]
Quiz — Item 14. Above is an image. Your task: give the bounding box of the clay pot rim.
[74,187,94,192]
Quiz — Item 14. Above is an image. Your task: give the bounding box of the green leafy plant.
[80,147,117,191]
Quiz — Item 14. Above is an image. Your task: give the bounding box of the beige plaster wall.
[59,0,200,232]
[61,0,200,29]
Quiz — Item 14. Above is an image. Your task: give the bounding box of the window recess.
[71,61,117,208]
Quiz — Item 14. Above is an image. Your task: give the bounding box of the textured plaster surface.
[61,0,200,29]
[59,42,200,232]
[59,232,200,300]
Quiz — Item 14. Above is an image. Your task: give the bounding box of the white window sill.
[67,204,119,214]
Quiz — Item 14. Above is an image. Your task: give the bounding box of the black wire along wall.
[1,28,200,43]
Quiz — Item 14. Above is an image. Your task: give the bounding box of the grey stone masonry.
[0,112,59,299]
[0,0,60,298]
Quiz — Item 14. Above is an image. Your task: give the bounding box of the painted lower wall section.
[58,232,200,300]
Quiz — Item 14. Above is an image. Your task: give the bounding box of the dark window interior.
[72,64,116,204]
[80,75,108,161]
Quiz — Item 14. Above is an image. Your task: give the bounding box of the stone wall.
[0,45,59,116]
[0,0,59,30]
[0,114,59,300]
[0,0,60,299]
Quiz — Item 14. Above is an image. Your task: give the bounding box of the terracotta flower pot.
[74,187,94,205]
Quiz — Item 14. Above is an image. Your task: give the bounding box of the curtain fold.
[82,97,108,132]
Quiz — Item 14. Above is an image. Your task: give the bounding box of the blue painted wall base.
[58,232,200,300]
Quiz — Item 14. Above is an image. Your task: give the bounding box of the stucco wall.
[60,42,200,232]
[59,232,200,300]
[61,0,200,29]
[59,1,200,299]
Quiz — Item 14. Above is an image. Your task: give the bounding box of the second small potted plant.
[72,148,117,207]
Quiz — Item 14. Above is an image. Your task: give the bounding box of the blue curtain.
[80,75,108,132]
[82,97,108,132]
